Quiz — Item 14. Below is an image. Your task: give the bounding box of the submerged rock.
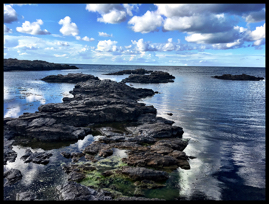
[121,166,169,181]
[121,71,175,83]
[4,168,23,186]
[212,73,264,81]
[16,191,37,201]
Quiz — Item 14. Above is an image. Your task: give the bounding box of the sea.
[3,64,266,200]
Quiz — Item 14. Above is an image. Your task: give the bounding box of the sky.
[4,4,265,67]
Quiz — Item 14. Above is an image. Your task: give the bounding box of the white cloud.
[97,10,126,24]
[128,10,163,33]
[244,23,265,41]
[125,45,132,49]
[244,9,265,23]
[56,41,69,46]
[86,4,134,24]
[58,16,79,36]
[16,19,50,35]
[96,39,118,52]
[99,32,113,37]
[131,38,157,52]
[82,36,95,41]
[54,54,67,57]
[4,24,12,33]
[162,38,177,51]
[4,4,18,23]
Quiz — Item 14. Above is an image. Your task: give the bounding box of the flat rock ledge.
[41,73,99,83]
[121,71,175,83]
[4,58,79,72]
[212,73,264,81]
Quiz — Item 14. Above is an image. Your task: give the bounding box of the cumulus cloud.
[128,11,163,33]
[163,14,233,33]
[16,19,50,35]
[4,24,12,33]
[56,41,69,46]
[99,32,113,37]
[82,36,95,41]
[86,4,135,24]
[243,23,265,46]
[131,38,157,52]
[58,16,79,36]
[4,4,18,23]
[96,39,118,52]
[244,9,265,23]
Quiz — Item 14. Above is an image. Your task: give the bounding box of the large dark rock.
[56,181,112,200]
[126,122,184,138]
[41,73,99,83]
[121,71,175,83]
[104,68,152,75]
[4,138,17,165]
[212,73,264,81]
[121,166,169,181]
[4,58,79,71]
[4,168,23,186]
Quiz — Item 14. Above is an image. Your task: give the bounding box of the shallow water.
[4,65,265,200]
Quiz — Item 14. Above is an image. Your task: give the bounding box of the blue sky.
[4,4,265,67]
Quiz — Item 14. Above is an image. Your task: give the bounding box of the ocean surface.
[4,64,265,200]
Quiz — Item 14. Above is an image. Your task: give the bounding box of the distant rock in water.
[104,68,153,75]
[41,73,99,83]
[4,58,79,71]
[121,71,175,83]
[212,73,264,81]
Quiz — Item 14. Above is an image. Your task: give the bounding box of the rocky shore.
[4,71,193,200]
[4,58,79,71]
[121,71,175,83]
[212,73,264,81]
[104,68,153,75]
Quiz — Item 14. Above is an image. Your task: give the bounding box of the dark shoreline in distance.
[4,58,79,72]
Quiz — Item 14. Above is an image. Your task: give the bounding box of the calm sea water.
[4,65,265,200]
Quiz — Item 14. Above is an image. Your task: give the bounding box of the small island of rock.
[212,73,264,81]
[104,68,153,75]
[121,71,175,83]
[4,58,79,72]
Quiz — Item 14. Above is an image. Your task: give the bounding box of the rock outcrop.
[4,58,79,71]
[212,73,264,81]
[104,68,152,75]
[4,76,155,142]
[41,73,99,83]
[121,71,175,83]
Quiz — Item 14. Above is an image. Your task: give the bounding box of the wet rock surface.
[4,168,23,186]
[56,181,112,200]
[20,149,53,165]
[212,73,264,81]
[121,71,175,83]
[4,58,79,72]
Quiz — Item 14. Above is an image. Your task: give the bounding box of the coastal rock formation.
[4,58,79,71]
[41,73,99,83]
[121,71,175,83]
[4,138,17,165]
[4,76,155,142]
[104,68,152,75]
[212,73,264,81]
